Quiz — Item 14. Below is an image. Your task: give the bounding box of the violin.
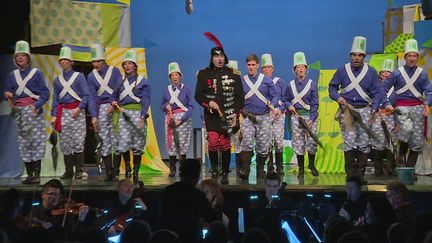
[50,202,87,216]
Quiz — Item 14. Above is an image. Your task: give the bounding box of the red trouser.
[207,131,231,152]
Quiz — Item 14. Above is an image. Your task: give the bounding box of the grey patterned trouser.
[337,106,371,153]
[59,109,86,155]
[397,105,424,151]
[98,103,116,156]
[291,115,318,155]
[116,110,147,155]
[165,112,192,156]
[14,106,46,162]
[240,114,272,156]
[370,113,397,151]
[270,114,285,152]
[232,130,242,154]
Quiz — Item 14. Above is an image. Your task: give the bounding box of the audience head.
[205,221,229,243]
[78,227,108,243]
[323,215,353,243]
[346,176,362,202]
[120,220,152,243]
[242,228,270,243]
[386,181,410,209]
[365,196,396,227]
[197,179,224,209]
[387,223,413,243]
[179,159,201,185]
[256,214,288,243]
[150,230,179,243]
[337,231,369,243]
[413,212,432,243]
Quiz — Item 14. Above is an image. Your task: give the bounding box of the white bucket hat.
[168,62,182,78]
[261,53,273,67]
[58,46,73,62]
[350,36,367,55]
[90,43,105,61]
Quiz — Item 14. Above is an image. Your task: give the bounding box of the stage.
[2,164,432,192]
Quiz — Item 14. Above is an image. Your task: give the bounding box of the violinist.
[96,179,148,236]
[32,179,89,240]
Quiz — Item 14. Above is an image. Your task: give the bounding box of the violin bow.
[62,173,77,227]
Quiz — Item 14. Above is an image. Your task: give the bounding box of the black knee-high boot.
[113,154,122,178]
[398,142,409,166]
[132,154,142,183]
[344,151,355,177]
[256,153,267,179]
[220,150,231,185]
[32,160,41,183]
[275,152,284,176]
[208,151,219,178]
[122,151,131,179]
[103,155,117,182]
[74,152,84,179]
[308,153,319,177]
[239,151,253,180]
[371,149,384,176]
[168,155,177,177]
[297,154,305,179]
[235,152,241,176]
[61,155,74,179]
[267,148,274,173]
[22,162,34,184]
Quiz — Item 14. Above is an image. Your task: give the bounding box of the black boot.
[208,151,219,178]
[61,155,74,179]
[384,149,397,176]
[235,153,241,176]
[267,148,274,173]
[122,152,132,179]
[239,151,253,180]
[220,150,231,185]
[407,150,419,167]
[168,156,177,177]
[103,156,116,182]
[357,152,369,184]
[275,152,284,176]
[371,149,384,176]
[256,154,267,179]
[132,154,142,183]
[297,155,305,179]
[398,142,409,166]
[31,160,41,184]
[344,151,355,177]
[113,154,122,178]
[308,153,319,177]
[74,152,85,179]
[22,162,34,184]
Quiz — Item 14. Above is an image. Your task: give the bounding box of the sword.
[212,106,233,136]
[113,103,147,138]
[292,109,324,149]
[241,110,259,124]
[49,131,59,175]
[94,132,104,175]
[344,104,378,141]
[168,110,181,154]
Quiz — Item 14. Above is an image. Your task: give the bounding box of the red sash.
[55,101,80,132]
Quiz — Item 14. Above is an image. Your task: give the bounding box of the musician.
[4,40,49,184]
[384,39,432,168]
[87,43,123,182]
[284,52,319,179]
[261,53,287,176]
[197,179,229,227]
[338,176,366,225]
[248,172,290,209]
[96,179,148,236]
[195,46,244,185]
[32,179,89,240]
[50,47,89,179]
[328,36,384,182]
[161,62,194,177]
[112,49,151,183]
[239,54,280,180]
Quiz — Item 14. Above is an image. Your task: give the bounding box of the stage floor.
[1,165,432,192]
